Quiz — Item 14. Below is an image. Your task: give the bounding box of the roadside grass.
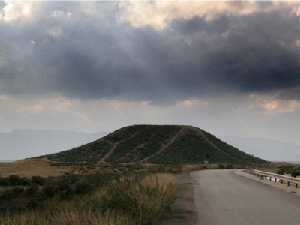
[1,209,133,225]
[0,173,176,225]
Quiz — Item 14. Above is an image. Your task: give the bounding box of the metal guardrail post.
[251,169,300,189]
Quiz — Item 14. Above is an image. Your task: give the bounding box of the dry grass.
[1,210,133,225]
[0,159,69,177]
[0,173,177,225]
[179,164,207,172]
[142,173,176,186]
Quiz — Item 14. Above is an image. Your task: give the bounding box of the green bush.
[277,165,300,177]
[226,164,234,169]
[0,175,31,186]
[291,169,300,178]
[42,184,56,198]
[277,168,285,175]
[218,164,225,169]
[73,179,93,194]
[1,187,24,200]
[32,176,45,186]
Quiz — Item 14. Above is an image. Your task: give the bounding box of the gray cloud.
[1,2,300,103]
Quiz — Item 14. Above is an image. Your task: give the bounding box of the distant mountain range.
[221,136,300,162]
[0,130,105,160]
[43,125,264,165]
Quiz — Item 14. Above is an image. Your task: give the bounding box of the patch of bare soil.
[0,159,69,177]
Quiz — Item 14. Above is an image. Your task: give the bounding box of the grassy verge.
[0,173,176,225]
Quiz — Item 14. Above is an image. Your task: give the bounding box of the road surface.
[191,170,300,225]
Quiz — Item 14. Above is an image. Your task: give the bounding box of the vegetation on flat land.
[0,172,176,225]
[0,160,67,178]
[277,165,300,178]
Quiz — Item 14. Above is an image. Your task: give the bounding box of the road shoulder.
[236,170,300,197]
[160,172,198,225]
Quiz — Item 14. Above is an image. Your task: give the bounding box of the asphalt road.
[191,170,300,225]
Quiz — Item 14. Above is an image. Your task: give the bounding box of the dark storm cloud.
[169,10,300,94]
[1,2,300,103]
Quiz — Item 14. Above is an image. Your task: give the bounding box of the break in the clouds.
[0,1,300,103]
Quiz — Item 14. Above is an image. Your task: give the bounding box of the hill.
[44,125,265,165]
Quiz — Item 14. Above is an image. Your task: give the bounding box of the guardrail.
[250,169,300,188]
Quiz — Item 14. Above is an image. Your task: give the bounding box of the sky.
[1,0,300,148]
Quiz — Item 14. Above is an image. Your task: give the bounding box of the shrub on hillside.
[31,176,45,185]
[0,175,31,186]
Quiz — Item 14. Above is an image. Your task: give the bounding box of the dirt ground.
[0,159,69,177]
[160,172,198,225]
